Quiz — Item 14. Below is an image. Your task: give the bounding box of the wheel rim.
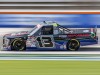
[68,40,79,51]
[13,40,25,50]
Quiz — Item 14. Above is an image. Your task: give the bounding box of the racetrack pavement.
[0,50,100,60]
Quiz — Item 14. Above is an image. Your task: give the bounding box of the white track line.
[0,4,100,6]
[0,59,100,61]
[0,58,100,60]
[0,56,100,60]
[0,0,99,2]
[1,9,100,12]
[0,51,100,54]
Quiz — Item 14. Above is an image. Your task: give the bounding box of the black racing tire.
[11,39,26,51]
[67,39,80,51]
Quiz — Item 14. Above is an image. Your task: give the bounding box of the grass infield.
[0,60,99,75]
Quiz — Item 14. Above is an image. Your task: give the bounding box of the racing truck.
[3,21,98,51]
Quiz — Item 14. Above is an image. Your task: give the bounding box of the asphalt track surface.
[0,48,100,60]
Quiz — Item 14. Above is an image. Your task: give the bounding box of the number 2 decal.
[36,37,54,47]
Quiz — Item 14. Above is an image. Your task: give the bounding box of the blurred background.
[0,0,100,9]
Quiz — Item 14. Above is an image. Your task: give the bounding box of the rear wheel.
[67,39,80,51]
[11,39,26,51]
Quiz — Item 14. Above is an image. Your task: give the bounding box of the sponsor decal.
[67,34,90,38]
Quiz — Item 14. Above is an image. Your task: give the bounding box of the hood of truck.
[4,31,29,38]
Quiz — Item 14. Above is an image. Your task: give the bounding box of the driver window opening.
[41,26,53,35]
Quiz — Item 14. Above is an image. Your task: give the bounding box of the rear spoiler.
[90,25,97,33]
[94,25,97,36]
[93,25,97,36]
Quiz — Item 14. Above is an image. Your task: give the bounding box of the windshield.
[29,25,38,34]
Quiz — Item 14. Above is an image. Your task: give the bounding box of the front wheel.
[11,39,26,51]
[67,39,80,51]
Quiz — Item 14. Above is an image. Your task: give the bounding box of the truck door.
[36,25,55,48]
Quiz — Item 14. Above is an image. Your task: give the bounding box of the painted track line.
[1,51,100,54]
[0,57,100,60]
